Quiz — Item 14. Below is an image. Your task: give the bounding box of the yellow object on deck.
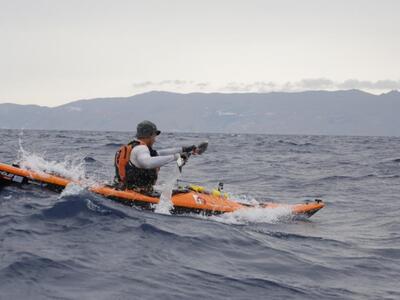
[211,189,229,198]
[188,184,205,193]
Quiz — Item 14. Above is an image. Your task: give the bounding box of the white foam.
[155,167,181,215]
[208,205,294,225]
[17,136,86,182]
[85,199,109,214]
[227,193,260,206]
[59,183,85,197]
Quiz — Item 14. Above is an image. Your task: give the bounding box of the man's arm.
[131,145,178,169]
[158,145,197,156]
[157,147,181,156]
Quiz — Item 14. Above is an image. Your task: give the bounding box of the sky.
[0,0,399,106]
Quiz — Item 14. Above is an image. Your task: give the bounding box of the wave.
[376,158,400,166]
[258,230,352,246]
[0,253,87,291]
[83,156,97,163]
[317,174,377,182]
[30,192,130,222]
[0,255,73,278]
[369,247,400,260]
[104,143,122,147]
[139,223,181,238]
[318,173,400,182]
[378,174,400,179]
[187,268,308,297]
[277,140,315,147]
[37,197,94,220]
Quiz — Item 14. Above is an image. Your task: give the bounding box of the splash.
[155,167,181,215]
[227,193,260,206]
[85,199,110,215]
[208,205,294,225]
[59,183,86,198]
[16,133,86,182]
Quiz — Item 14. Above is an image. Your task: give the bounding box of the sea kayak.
[0,163,324,217]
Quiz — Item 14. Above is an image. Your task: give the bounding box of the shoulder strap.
[114,144,133,183]
[129,139,145,145]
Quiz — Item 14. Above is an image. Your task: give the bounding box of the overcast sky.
[1,0,399,106]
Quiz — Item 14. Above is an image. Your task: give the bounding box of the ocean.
[0,129,399,299]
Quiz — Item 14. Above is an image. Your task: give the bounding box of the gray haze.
[1,0,399,106]
[1,90,399,136]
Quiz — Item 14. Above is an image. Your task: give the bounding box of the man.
[114,120,205,192]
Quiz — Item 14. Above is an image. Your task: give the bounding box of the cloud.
[337,79,400,90]
[132,81,154,89]
[297,78,335,89]
[132,79,400,94]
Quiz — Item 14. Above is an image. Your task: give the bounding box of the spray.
[155,166,180,215]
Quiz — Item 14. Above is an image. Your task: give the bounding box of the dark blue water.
[1,129,399,300]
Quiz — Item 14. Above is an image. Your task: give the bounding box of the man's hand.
[180,152,190,163]
[176,152,190,172]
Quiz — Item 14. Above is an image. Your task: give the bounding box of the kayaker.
[114,120,205,193]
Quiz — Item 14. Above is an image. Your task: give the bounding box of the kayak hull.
[0,163,325,217]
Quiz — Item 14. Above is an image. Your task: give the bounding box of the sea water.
[0,129,399,299]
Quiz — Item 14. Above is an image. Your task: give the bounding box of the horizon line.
[1,88,399,108]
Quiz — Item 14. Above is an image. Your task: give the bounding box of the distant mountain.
[1,90,399,136]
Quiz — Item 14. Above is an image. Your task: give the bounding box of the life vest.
[114,140,159,190]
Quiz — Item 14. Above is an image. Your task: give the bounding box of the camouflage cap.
[136,120,161,138]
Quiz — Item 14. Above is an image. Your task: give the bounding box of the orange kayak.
[0,163,324,217]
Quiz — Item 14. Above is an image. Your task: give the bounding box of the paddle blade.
[196,141,208,155]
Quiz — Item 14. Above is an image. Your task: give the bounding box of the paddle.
[177,141,208,173]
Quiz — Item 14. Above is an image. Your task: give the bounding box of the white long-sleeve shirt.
[130,145,181,169]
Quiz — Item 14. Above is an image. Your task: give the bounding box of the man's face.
[148,134,157,146]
